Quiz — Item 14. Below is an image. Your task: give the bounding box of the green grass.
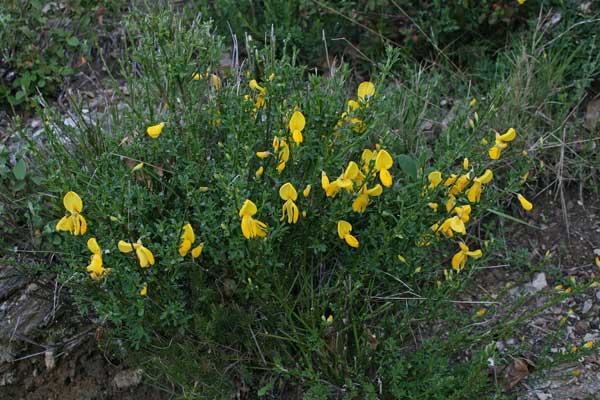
[1,2,599,399]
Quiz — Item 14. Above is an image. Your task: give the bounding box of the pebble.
[112,368,143,389]
[582,300,593,314]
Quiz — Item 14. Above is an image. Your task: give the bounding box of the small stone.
[113,368,143,389]
[0,371,15,386]
[535,391,552,400]
[582,300,593,314]
[530,273,548,293]
[44,349,55,371]
[575,321,590,334]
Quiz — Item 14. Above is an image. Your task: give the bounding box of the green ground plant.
[0,0,127,108]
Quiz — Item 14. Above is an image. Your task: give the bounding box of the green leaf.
[257,381,274,397]
[396,154,417,180]
[67,37,80,47]
[13,159,27,180]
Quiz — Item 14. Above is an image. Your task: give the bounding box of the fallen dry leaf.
[506,357,536,390]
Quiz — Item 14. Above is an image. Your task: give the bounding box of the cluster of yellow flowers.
[423,125,534,271]
[56,191,205,296]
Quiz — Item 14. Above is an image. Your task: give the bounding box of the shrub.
[34,10,537,398]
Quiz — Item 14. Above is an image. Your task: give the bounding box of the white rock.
[113,369,143,389]
[530,273,548,293]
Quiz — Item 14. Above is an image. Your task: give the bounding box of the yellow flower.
[438,216,466,238]
[443,174,457,187]
[179,224,196,257]
[347,99,360,112]
[303,184,311,198]
[374,149,393,188]
[351,184,382,213]
[361,148,376,171]
[583,340,593,349]
[86,238,110,279]
[451,242,483,271]
[477,308,486,316]
[289,111,306,144]
[337,220,359,248]
[321,171,341,198]
[497,128,517,142]
[335,161,360,190]
[428,171,442,189]
[192,72,203,81]
[140,283,147,297]
[239,199,268,239]
[255,166,264,178]
[56,191,87,236]
[275,139,290,173]
[449,173,470,196]
[453,205,472,223]
[463,158,469,170]
[357,81,375,103]
[147,122,165,138]
[466,169,493,203]
[256,151,270,159]
[481,137,489,145]
[517,194,533,211]
[211,74,220,90]
[428,202,439,212]
[118,239,155,268]
[469,98,477,107]
[279,183,300,224]
[445,195,456,212]
[132,162,144,172]
[249,79,266,94]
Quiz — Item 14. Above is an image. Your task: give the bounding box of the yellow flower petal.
[118,240,134,253]
[239,199,258,217]
[292,130,303,144]
[352,194,369,213]
[344,161,360,180]
[63,191,83,213]
[428,171,442,189]
[379,168,392,188]
[289,111,306,132]
[367,184,383,196]
[191,243,204,259]
[517,194,533,211]
[137,245,155,268]
[489,146,501,160]
[467,180,483,203]
[357,81,375,102]
[375,150,393,171]
[344,233,359,248]
[337,220,352,239]
[241,215,253,239]
[478,169,493,184]
[147,122,165,138]
[279,182,298,201]
[497,127,516,142]
[347,99,360,112]
[255,166,264,178]
[181,223,195,244]
[87,238,101,255]
[303,184,311,198]
[140,284,147,296]
[256,151,270,159]
[463,158,469,170]
[56,215,73,232]
[179,239,192,257]
[77,214,87,235]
